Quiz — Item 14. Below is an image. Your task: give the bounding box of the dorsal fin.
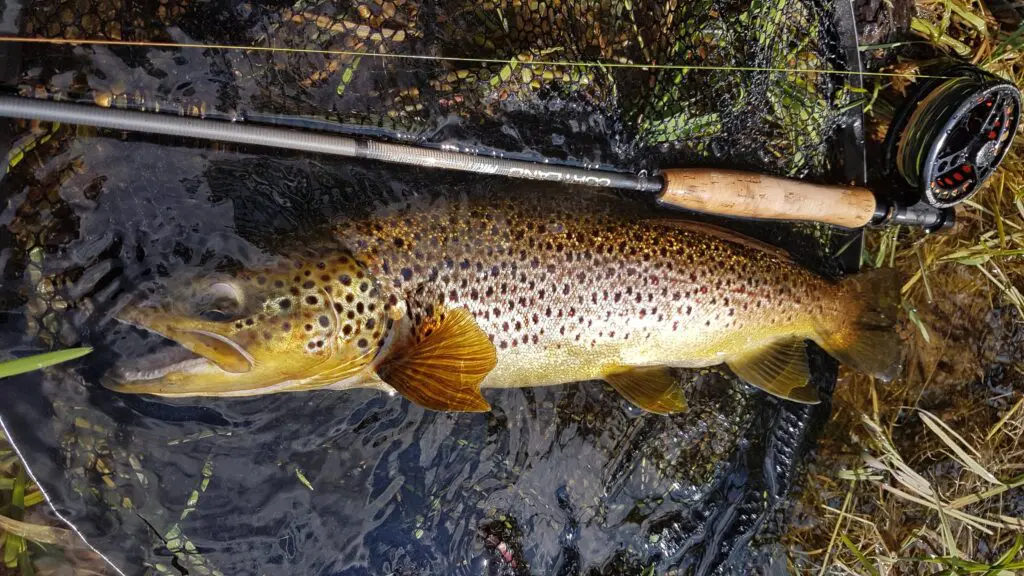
[647,218,793,261]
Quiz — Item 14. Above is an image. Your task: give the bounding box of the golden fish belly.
[340,192,841,392]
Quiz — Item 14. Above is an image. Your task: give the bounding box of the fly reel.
[884,65,1021,212]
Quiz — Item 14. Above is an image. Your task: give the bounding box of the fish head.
[107,251,391,396]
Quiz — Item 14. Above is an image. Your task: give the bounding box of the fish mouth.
[108,343,210,384]
[105,306,253,394]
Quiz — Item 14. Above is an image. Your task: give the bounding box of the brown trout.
[108,192,902,413]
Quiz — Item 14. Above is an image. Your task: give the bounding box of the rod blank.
[0,95,658,192]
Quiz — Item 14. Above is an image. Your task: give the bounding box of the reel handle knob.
[657,168,878,229]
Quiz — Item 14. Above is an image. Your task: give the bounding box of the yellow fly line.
[0,35,950,79]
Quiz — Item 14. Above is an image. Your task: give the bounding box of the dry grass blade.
[986,396,1024,442]
[0,515,76,548]
[948,474,1024,509]
[917,410,1002,486]
[879,483,997,533]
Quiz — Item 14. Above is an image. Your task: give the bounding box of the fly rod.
[0,82,1010,231]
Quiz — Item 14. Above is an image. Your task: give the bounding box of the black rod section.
[0,95,662,193]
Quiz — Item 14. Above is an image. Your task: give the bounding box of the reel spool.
[885,65,1021,209]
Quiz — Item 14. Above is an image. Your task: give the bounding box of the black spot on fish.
[343,325,352,335]
[347,311,356,320]
[319,315,330,328]
[357,338,368,348]
[339,274,352,286]
[357,302,365,314]
[306,296,318,305]
[345,294,355,304]
[274,280,284,288]
[305,324,313,332]
[303,280,315,289]
[394,238,404,248]
[257,276,266,285]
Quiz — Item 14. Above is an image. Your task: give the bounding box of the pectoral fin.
[726,339,819,404]
[605,366,688,414]
[377,307,496,412]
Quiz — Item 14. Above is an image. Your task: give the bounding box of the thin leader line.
[0,35,953,79]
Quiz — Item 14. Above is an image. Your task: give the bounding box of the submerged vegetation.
[785,0,1024,573]
[0,349,93,576]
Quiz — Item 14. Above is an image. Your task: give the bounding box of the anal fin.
[377,307,496,412]
[725,339,819,404]
[605,366,688,414]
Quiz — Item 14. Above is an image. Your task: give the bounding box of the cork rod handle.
[657,168,878,229]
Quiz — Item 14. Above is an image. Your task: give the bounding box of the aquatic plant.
[1,348,91,575]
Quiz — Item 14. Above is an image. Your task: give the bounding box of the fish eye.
[206,282,243,305]
[194,281,245,321]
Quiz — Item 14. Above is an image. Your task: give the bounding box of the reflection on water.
[0,128,841,575]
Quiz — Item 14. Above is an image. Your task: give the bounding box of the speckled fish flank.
[108,192,902,413]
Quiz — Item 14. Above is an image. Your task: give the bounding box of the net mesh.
[12,0,855,177]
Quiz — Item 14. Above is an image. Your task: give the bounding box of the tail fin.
[816,267,903,381]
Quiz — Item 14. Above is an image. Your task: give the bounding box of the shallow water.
[0,130,846,575]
